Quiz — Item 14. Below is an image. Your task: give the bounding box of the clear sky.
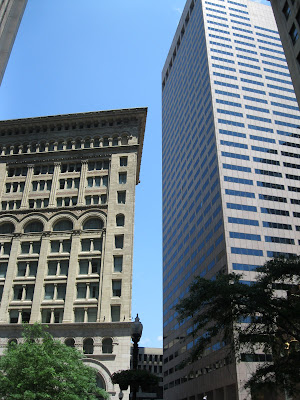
[0,0,269,347]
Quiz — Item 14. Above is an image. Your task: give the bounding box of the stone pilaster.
[29,233,50,323]
[20,164,34,208]
[49,162,61,206]
[63,231,81,322]
[0,234,21,323]
[77,160,88,206]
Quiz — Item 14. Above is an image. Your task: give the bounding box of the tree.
[175,256,300,398]
[0,323,109,400]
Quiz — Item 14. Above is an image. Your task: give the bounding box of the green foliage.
[111,369,159,391]
[0,323,109,400]
[175,256,300,397]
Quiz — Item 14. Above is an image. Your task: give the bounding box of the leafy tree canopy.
[175,256,300,397]
[0,323,109,400]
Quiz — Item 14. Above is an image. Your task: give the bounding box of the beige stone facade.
[0,107,147,399]
[0,0,27,85]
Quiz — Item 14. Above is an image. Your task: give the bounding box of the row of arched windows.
[0,135,129,156]
[0,218,107,234]
[8,337,113,355]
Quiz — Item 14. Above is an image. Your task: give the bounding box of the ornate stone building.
[0,107,147,399]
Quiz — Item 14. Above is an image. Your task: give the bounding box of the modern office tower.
[0,0,27,85]
[0,108,147,400]
[268,0,300,107]
[162,0,300,399]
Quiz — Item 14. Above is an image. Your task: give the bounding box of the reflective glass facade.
[162,0,300,399]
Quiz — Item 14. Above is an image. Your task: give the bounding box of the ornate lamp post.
[131,314,143,400]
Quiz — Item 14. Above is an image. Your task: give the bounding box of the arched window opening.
[22,144,28,153]
[75,140,81,149]
[24,221,44,233]
[53,219,73,232]
[116,214,125,227]
[13,145,19,154]
[83,218,104,230]
[84,139,90,148]
[94,138,100,147]
[65,338,75,347]
[103,137,109,147]
[30,143,36,153]
[112,137,118,146]
[40,143,46,152]
[83,338,94,354]
[102,338,113,354]
[121,136,128,145]
[96,374,106,390]
[57,142,64,150]
[66,141,72,150]
[48,142,55,151]
[0,222,15,234]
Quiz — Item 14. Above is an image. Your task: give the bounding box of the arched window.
[96,374,106,390]
[48,142,55,151]
[0,222,15,234]
[102,338,113,354]
[84,139,90,148]
[94,138,100,147]
[53,219,73,232]
[121,136,128,145]
[66,141,72,150]
[30,143,37,153]
[13,145,19,154]
[65,338,75,347]
[75,140,81,149]
[57,142,64,150]
[112,137,118,146]
[22,144,28,153]
[83,338,94,354]
[24,221,44,233]
[83,218,103,230]
[103,137,109,147]
[116,214,125,227]
[40,143,46,152]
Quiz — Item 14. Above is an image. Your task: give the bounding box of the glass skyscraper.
[162,0,300,399]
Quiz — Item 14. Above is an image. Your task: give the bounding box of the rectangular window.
[57,285,66,300]
[112,280,122,297]
[25,285,34,301]
[90,283,99,299]
[115,235,124,249]
[13,285,23,300]
[88,308,97,322]
[48,261,57,276]
[120,157,128,167]
[44,285,54,300]
[81,239,90,252]
[74,308,84,322]
[10,310,19,323]
[60,261,69,276]
[114,256,123,272]
[79,260,89,274]
[0,263,8,278]
[117,191,126,204]
[77,284,86,299]
[91,259,100,274]
[119,172,127,184]
[111,305,120,322]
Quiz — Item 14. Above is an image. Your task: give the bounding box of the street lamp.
[131,314,143,400]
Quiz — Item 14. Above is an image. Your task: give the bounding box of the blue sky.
[0,0,188,348]
[0,0,270,347]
